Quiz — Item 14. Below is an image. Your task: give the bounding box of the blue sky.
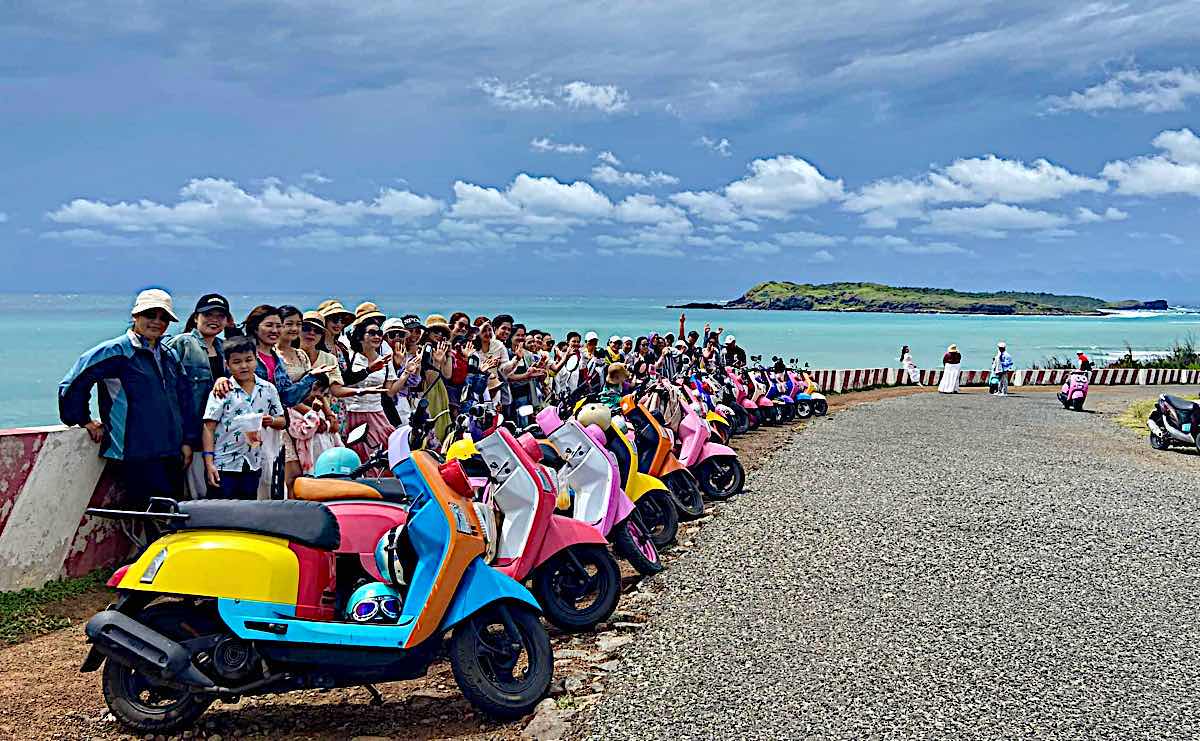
[2,1,1199,301]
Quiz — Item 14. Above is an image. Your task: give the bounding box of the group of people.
[59,289,756,505]
[901,341,1017,394]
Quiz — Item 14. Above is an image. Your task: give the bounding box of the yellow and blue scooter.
[80,425,553,735]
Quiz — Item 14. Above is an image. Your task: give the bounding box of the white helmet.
[576,402,612,431]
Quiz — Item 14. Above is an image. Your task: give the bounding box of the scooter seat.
[1165,395,1196,413]
[176,499,340,551]
[293,477,410,504]
[538,443,567,470]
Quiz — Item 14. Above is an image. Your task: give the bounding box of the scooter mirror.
[517,404,535,417]
[345,424,369,447]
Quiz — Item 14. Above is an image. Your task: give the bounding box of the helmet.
[446,436,480,462]
[576,403,612,431]
[345,581,402,623]
[314,447,361,478]
[374,525,409,587]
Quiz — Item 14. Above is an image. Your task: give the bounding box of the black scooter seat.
[177,500,340,551]
[1164,395,1196,413]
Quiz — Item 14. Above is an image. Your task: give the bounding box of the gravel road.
[574,386,1200,740]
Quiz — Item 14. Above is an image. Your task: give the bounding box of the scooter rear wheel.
[532,545,620,633]
[813,399,828,416]
[795,400,813,419]
[450,603,552,720]
[612,516,663,576]
[101,602,218,734]
[635,490,679,549]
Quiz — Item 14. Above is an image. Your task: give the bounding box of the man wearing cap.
[992,341,1014,396]
[723,335,747,368]
[59,288,199,506]
[606,335,624,364]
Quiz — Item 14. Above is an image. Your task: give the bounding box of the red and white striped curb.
[807,367,1199,393]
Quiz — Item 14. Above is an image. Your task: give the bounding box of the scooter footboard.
[693,442,737,466]
[439,559,541,631]
[83,610,215,688]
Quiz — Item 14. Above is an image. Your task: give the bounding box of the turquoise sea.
[5,292,1199,428]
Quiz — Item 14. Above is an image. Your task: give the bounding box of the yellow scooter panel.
[627,471,669,501]
[706,411,728,427]
[117,530,300,605]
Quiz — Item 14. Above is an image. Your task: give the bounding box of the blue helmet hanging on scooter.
[374,525,410,587]
[314,447,361,478]
[345,581,402,623]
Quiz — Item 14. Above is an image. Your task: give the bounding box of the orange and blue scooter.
[80,424,553,736]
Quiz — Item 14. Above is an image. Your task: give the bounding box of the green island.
[672,281,1168,316]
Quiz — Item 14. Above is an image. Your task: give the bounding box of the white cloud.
[42,227,221,248]
[1075,206,1128,223]
[669,191,739,223]
[774,230,844,248]
[1045,68,1200,114]
[560,81,629,113]
[1131,231,1185,246]
[508,173,613,217]
[597,151,621,166]
[920,203,1072,238]
[846,155,1104,227]
[725,155,844,219]
[742,241,781,256]
[270,229,400,251]
[476,77,555,110]
[0,212,7,223]
[1102,128,1200,197]
[697,136,732,157]
[530,137,588,154]
[852,234,911,247]
[893,241,967,256]
[300,171,332,184]
[591,164,680,188]
[47,178,443,232]
[613,194,689,226]
[809,249,835,263]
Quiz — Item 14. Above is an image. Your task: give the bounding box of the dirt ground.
[0,387,919,741]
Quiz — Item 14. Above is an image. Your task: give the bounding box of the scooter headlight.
[473,501,500,564]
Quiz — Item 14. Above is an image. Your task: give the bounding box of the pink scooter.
[724,367,762,429]
[536,406,663,576]
[473,427,621,632]
[1057,371,1089,411]
[652,381,746,501]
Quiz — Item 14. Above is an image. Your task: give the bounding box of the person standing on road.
[992,341,1015,396]
[900,345,923,386]
[59,288,199,508]
[938,344,962,394]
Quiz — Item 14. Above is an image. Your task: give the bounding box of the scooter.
[81,424,553,735]
[685,373,734,443]
[535,406,664,576]
[1147,394,1200,452]
[647,380,745,501]
[725,366,762,429]
[1057,371,1089,411]
[471,427,622,632]
[618,389,707,519]
[787,363,828,417]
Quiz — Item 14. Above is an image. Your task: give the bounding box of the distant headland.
[671,281,1169,316]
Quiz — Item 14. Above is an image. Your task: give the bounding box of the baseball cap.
[192,293,230,317]
[622,336,632,344]
[380,317,408,337]
[400,314,424,330]
[674,340,687,349]
[608,335,621,345]
[131,288,179,321]
[585,331,599,343]
[724,335,736,345]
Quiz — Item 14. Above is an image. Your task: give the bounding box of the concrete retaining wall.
[2,365,1196,592]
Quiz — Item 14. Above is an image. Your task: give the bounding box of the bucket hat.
[131,289,179,321]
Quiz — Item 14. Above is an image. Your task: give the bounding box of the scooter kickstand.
[363,684,384,706]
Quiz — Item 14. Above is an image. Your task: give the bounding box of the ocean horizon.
[5,291,1199,429]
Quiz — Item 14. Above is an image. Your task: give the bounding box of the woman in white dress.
[900,345,923,386]
[938,344,962,394]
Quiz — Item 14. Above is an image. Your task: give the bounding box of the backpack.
[449,348,469,386]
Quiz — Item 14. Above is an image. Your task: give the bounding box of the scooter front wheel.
[699,457,745,500]
[450,603,552,720]
[813,399,828,416]
[667,471,707,520]
[1072,397,1085,412]
[612,516,663,576]
[795,400,813,419]
[532,544,620,633]
[635,490,679,549]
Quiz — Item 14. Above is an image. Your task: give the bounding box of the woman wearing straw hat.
[341,306,396,460]
[938,344,963,394]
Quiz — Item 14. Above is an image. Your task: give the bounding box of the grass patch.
[1116,397,1199,436]
[0,569,112,644]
